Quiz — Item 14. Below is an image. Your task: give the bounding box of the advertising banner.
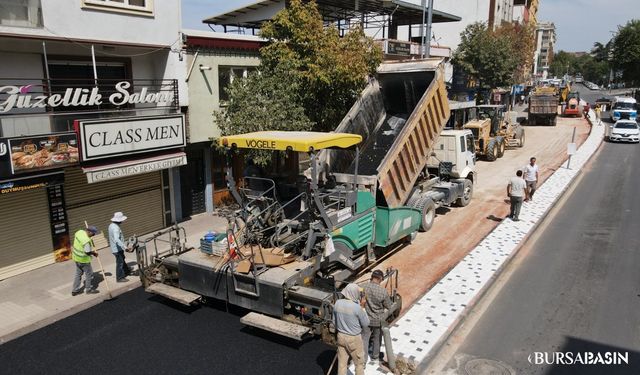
[0,133,79,178]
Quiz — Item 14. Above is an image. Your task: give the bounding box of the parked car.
[606,120,640,143]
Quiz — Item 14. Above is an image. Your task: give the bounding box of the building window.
[82,0,153,16]
[218,66,256,104]
[0,0,42,27]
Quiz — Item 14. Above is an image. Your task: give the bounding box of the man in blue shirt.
[333,283,369,375]
[108,212,131,282]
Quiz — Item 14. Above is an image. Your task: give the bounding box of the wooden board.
[240,312,311,341]
[146,283,201,305]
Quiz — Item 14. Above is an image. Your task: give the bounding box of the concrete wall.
[186,51,260,144]
[0,0,181,47]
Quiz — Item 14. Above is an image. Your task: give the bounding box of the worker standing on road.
[507,170,528,221]
[595,105,602,123]
[108,212,131,282]
[333,283,369,375]
[522,157,539,200]
[362,270,392,365]
[583,102,591,118]
[71,225,99,296]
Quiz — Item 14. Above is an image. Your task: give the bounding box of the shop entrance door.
[180,149,206,218]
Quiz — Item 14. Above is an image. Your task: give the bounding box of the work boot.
[71,290,83,296]
[117,278,129,283]
[86,289,99,294]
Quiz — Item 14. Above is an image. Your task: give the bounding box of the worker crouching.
[333,283,369,375]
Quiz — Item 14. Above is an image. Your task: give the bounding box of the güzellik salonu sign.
[0,81,173,113]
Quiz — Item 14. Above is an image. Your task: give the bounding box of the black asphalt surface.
[0,288,334,375]
[439,131,640,373]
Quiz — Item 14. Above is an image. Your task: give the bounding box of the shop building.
[179,29,263,213]
[0,0,185,279]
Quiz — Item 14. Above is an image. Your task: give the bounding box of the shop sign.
[0,173,64,194]
[387,40,411,56]
[0,133,79,178]
[0,81,174,114]
[47,183,72,262]
[77,114,186,161]
[85,154,187,183]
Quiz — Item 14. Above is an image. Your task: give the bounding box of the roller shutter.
[0,188,54,280]
[64,167,165,245]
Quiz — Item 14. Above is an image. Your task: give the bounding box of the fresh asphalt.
[436,124,640,373]
[0,288,334,375]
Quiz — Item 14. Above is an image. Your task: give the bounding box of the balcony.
[0,0,43,28]
[0,78,179,137]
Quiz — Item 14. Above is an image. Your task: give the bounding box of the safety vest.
[72,230,92,264]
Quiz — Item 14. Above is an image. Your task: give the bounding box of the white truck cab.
[610,97,637,121]
[427,129,476,181]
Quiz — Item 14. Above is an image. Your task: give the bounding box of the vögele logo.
[528,351,629,365]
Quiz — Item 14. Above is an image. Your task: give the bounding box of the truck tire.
[496,136,506,158]
[486,139,498,161]
[414,197,436,232]
[552,116,558,126]
[455,179,473,207]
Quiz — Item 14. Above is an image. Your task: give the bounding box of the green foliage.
[612,19,640,85]
[549,51,609,85]
[260,0,382,131]
[214,69,313,165]
[452,22,523,89]
[213,0,381,165]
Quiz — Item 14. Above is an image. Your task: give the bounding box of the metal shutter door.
[0,188,54,280]
[64,168,164,243]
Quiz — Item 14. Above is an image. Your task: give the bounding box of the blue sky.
[181,0,640,52]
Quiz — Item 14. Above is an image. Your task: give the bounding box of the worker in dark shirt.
[362,270,392,364]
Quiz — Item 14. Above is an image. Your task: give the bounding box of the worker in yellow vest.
[71,226,99,296]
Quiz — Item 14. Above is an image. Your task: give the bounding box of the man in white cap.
[108,212,131,282]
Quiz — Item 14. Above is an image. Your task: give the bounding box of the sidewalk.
[364,111,604,374]
[0,212,226,344]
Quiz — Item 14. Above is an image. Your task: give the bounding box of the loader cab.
[476,105,506,136]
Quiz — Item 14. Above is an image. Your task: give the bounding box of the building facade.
[0,0,185,279]
[534,22,556,78]
[179,29,263,215]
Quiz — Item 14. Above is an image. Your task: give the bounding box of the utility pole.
[421,0,434,58]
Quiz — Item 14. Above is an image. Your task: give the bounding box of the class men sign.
[77,114,186,161]
[0,81,174,113]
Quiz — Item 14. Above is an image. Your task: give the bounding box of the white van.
[610,97,637,121]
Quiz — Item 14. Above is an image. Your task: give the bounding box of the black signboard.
[0,173,64,194]
[387,40,411,56]
[47,183,71,262]
[0,132,79,179]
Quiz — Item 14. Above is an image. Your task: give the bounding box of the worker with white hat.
[108,211,131,282]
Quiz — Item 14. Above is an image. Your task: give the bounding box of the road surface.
[426,132,640,374]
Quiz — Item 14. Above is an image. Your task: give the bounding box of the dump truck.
[134,59,473,344]
[529,93,559,125]
[463,105,524,161]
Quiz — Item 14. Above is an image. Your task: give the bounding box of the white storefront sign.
[85,154,187,183]
[0,81,174,113]
[78,114,186,161]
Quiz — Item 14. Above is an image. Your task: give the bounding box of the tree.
[214,69,313,165]
[213,0,382,165]
[494,22,536,83]
[259,0,382,131]
[612,19,640,85]
[452,22,520,90]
